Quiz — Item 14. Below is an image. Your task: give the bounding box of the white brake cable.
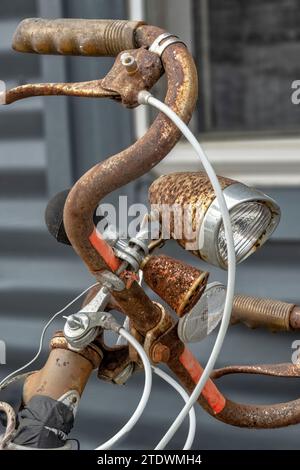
[114,269,196,450]
[0,282,99,389]
[116,270,143,345]
[95,327,152,450]
[152,367,196,450]
[138,91,236,450]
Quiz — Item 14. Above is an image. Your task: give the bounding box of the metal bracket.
[64,311,121,351]
[63,285,119,351]
[143,302,174,362]
[149,32,186,57]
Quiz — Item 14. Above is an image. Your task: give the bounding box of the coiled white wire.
[95,327,152,450]
[0,283,99,389]
[138,91,236,450]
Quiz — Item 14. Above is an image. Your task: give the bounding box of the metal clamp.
[64,310,121,352]
[103,226,149,272]
[149,32,186,57]
[143,302,174,362]
[64,286,113,351]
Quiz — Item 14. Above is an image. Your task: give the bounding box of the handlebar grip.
[12,18,144,57]
[231,294,294,331]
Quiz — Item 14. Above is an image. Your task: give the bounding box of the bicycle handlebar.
[9,17,300,435]
[13,18,144,57]
[231,294,298,331]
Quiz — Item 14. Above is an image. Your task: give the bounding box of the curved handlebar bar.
[62,24,198,275]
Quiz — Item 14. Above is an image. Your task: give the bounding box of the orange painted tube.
[179,347,226,414]
[89,228,121,272]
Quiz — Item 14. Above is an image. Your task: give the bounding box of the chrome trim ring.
[198,183,281,269]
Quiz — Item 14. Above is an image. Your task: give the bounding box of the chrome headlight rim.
[198,183,281,269]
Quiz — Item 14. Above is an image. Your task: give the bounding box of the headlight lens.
[217,202,272,265]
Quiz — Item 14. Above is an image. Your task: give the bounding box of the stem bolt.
[152,343,170,363]
[120,53,138,75]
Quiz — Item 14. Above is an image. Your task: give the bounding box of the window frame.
[129,0,300,187]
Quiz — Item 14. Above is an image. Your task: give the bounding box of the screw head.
[152,343,170,363]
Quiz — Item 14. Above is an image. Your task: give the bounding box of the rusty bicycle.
[0,17,300,450]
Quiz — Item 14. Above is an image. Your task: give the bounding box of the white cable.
[138,91,236,450]
[114,268,195,450]
[116,316,130,346]
[116,270,143,346]
[95,327,152,450]
[152,367,196,450]
[0,283,99,389]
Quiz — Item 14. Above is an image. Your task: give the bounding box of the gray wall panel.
[0,0,299,451]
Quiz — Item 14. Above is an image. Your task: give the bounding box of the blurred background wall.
[0,0,300,449]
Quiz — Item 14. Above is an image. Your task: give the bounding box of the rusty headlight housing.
[149,172,281,269]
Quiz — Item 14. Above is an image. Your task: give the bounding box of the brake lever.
[4,79,119,105]
[4,47,162,107]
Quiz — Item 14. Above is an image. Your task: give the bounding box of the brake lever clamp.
[101,47,163,108]
[63,286,113,351]
[64,310,121,352]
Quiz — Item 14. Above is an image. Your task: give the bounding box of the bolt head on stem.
[120,53,138,74]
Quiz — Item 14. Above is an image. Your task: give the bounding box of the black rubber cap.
[45,189,71,245]
[45,189,102,246]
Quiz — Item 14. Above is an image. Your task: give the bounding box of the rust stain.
[148,171,233,259]
[142,254,209,316]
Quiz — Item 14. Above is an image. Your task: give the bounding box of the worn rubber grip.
[231,294,294,331]
[12,18,145,57]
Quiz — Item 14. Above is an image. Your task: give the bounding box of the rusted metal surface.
[156,324,226,414]
[80,273,162,340]
[152,343,170,363]
[148,172,233,258]
[211,362,300,379]
[290,305,300,329]
[0,402,16,449]
[217,398,300,429]
[61,29,197,344]
[101,48,163,108]
[158,321,300,428]
[231,294,294,331]
[8,21,198,348]
[111,281,162,336]
[50,332,103,369]
[23,343,96,404]
[13,18,144,56]
[97,345,132,383]
[143,302,174,363]
[7,34,162,108]
[5,79,118,105]
[169,343,300,428]
[63,26,198,277]
[142,254,209,316]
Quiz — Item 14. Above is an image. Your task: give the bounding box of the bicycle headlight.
[149,172,281,269]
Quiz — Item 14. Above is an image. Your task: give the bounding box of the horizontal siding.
[0,0,299,451]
